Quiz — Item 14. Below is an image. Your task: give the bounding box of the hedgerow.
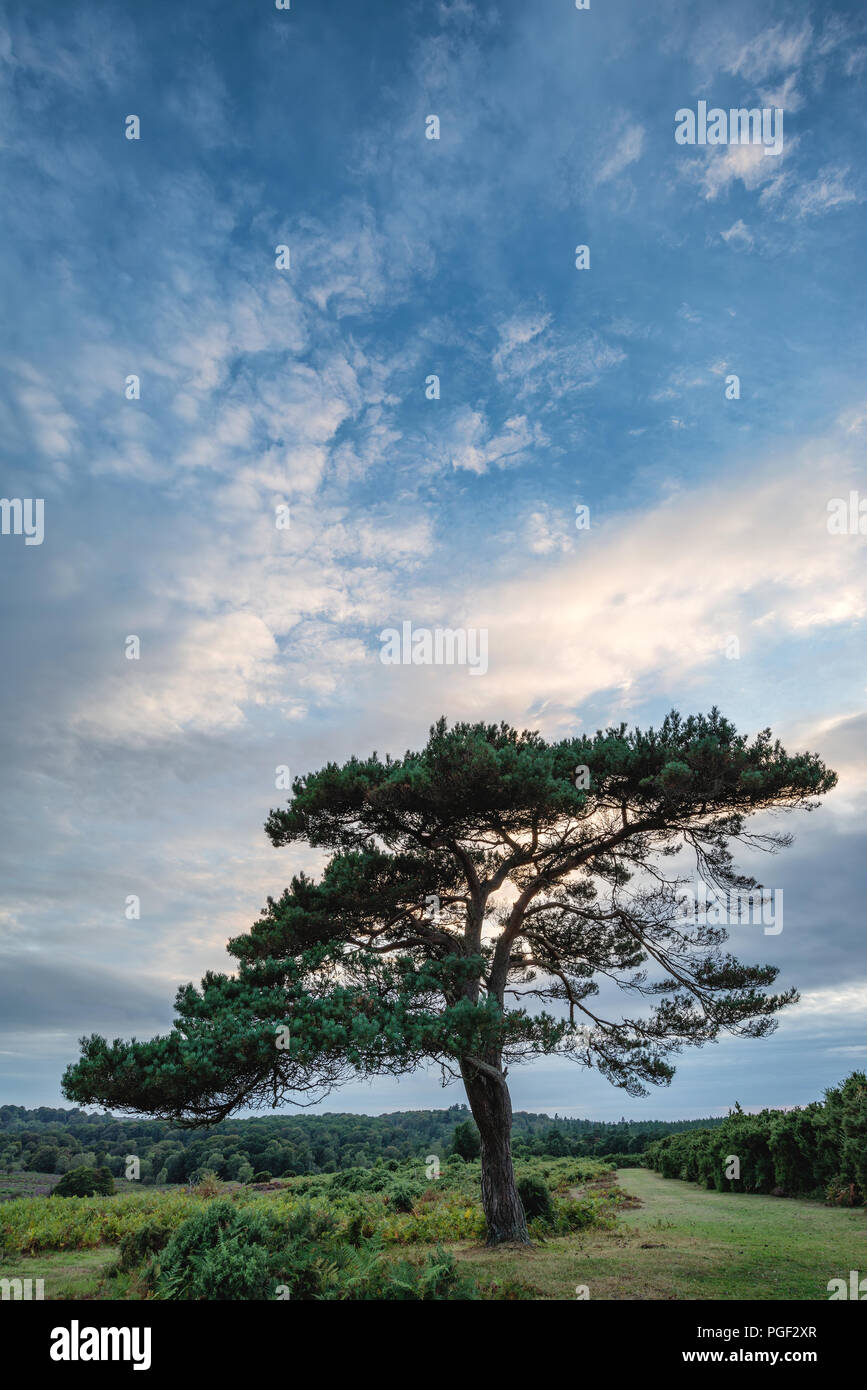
[644,1072,867,1203]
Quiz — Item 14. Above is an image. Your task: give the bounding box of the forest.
[0,1103,723,1186]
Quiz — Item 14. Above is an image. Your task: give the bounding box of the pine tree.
[62,709,835,1243]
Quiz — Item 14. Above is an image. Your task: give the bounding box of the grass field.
[0,1247,116,1299]
[2,1165,865,1300]
[451,1169,867,1300]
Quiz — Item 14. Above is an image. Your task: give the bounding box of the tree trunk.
[460,1058,529,1245]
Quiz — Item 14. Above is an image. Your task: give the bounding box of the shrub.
[331,1168,387,1194]
[95,1166,114,1194]
[0,1189,201,1255]
[826,1175,860,1208]
[451,1120,481,1161]
[157,1199,277,1301]
[386,1181,419,1214]
[516,1174,554,1224]
[51,1166,114,1198]
[193,1171,221,1198]
[344,1209,366,1247]
[550,1194,617,1234]
[384,1249,478,1301]
[644,1075,867,1205]
[154,1198,479,1301]
[115,1219,172,1272]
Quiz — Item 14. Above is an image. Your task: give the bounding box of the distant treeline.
[0,1104,723,1184]
[644,1073,867,1205]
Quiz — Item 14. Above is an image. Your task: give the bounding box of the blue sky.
[1,0,866,1120]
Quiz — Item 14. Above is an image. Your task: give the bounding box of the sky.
[1,0,866,1122]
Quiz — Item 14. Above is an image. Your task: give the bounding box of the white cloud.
[723,22,813,83]
[70,612,283,744]
[758,70,804,114]
[690,140,791,202]
[493,311,625,401]
[788,982,867,1020]
[594,122,645,185]
[791,166,861,220]
[445,406,548,474]
[492,311,551,371]
[416,435,867,731]
[720,218,754,249]
[526,508,573,556]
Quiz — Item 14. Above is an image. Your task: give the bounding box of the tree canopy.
[63,708,835,1126]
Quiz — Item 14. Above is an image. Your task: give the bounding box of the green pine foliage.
[60,712,835,1125]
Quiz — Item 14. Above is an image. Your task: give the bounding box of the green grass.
[0,1247,116,1300]
[3,1164,865,1300]
[450,1168,867,1300]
